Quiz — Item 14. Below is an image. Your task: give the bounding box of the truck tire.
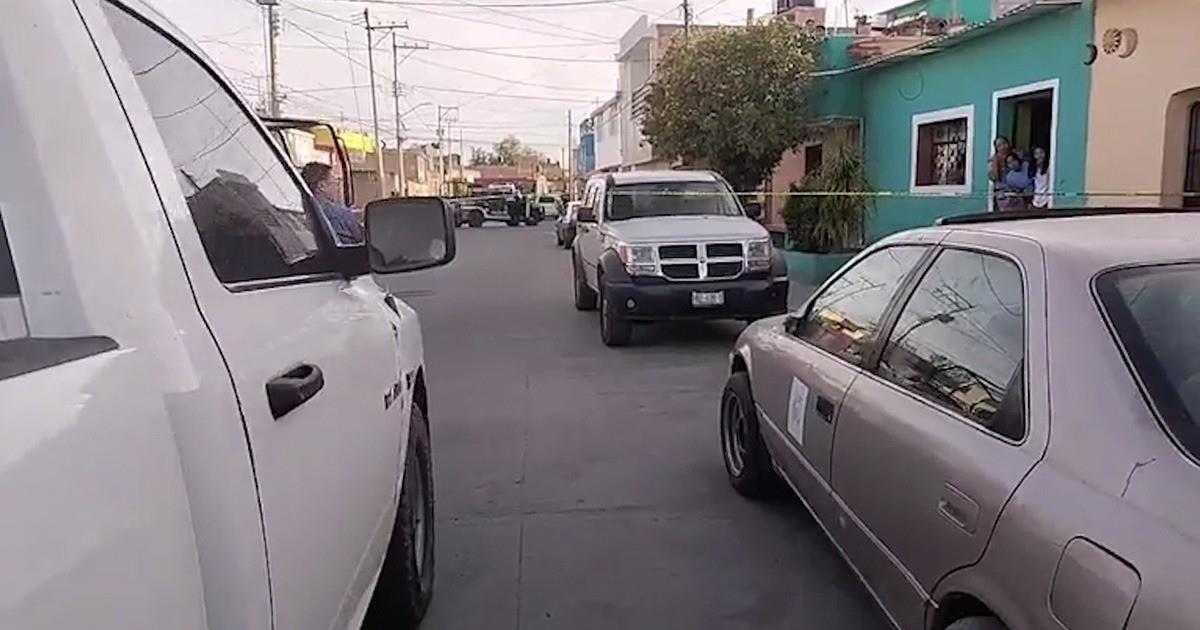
[507,218,520,227]
[573,255,597,311]
[468,210,484,228]
[363,403,435,629]
[599,280,633,347]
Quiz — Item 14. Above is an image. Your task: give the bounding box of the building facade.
[1085,0,1200,208]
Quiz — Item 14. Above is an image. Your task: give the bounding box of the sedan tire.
[720,372,778,498]
[363,403,435,629]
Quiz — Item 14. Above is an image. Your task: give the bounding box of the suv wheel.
[599,281,633,346]
[573,256,597,311]
[720,372,777,498]
[468,210,483,228]
[363,403,435,627]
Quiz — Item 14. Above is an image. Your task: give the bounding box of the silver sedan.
[721,210,1200,630]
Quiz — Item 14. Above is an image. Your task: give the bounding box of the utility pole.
[436,105,459,197]
[682,0,692,38]
[566,109,573,201]
[391,34,427,197]
[257,0,281,116]
[364,9,408,199]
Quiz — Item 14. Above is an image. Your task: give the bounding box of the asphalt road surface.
[384,224,888,630]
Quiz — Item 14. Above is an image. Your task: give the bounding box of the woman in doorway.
[988,136,1013,212]
[998,153,1033,211]
[1030,146,1051,209]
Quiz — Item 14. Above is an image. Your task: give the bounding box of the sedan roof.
[942,212,1200,270]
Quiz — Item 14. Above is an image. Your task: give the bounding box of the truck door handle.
[815,396,835,422]
[267,364,325,419]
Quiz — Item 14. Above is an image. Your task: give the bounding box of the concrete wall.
[593,99,623,170]
[856,3,1093,240]
[1086,0,1200,207]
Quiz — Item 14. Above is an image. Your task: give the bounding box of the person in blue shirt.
[301,162,363,245]
[997,153,1033,211]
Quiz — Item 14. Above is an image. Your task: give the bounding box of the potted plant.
[781,130,872,287]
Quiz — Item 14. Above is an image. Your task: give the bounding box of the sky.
[145,0,899,161]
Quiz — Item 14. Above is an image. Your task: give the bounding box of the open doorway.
[992,80,1059,209]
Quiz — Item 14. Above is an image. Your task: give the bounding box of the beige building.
[1086,0,1200,207]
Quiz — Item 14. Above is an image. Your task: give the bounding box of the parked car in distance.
[536,195,562,219]
[1,2,455,628]
[572,170,788,346]
[556,200,580,248]
[721,208,1200,630]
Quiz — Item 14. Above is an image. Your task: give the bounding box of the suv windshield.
[606,181,742,221]
[1097,263,1200,459]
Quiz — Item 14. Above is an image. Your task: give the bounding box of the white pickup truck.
[1,2,454,629]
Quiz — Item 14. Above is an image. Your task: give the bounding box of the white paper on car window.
[787,377,809,446]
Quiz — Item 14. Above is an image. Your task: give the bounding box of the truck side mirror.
[743,201,763,220]
[577,206,596,223]
[365,197,457,274]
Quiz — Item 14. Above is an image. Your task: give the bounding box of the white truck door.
[94,4,406,629]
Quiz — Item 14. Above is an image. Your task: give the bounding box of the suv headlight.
[617,242,657,276]
[746,239,772,271]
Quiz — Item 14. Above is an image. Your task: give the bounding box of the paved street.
[385,225,887,630]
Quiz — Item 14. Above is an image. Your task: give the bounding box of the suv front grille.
[706,243,743,258]
[661,263,701,279]
[648,241,747,281]
[659,244,698,260]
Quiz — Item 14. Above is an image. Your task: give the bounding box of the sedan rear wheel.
[720,372,777,498]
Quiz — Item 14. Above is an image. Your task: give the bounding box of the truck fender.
[597,248,631,284]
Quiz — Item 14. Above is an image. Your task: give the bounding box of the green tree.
[642,20,821,191]
[493,135,541,166]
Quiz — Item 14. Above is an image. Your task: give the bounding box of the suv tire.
[599,280,633,346]
[573,256,597,311]
[363,403,435,628]
[468,210,484,228]
[720,372,778,498]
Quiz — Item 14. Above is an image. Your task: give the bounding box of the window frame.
[910,105,975,195]
[100,0,348,292]
[865,244,1031,445]
[1185,102,1200,208]
[789,243,936,368]
[1094,260,1200,464]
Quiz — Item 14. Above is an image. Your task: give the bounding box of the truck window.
[100,3,338,285]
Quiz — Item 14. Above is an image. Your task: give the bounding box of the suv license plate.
[691,291,724,307]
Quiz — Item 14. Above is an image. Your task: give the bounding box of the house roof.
[812,0,1082,77]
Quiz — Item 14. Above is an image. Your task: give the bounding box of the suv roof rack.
[936,207,1197,226]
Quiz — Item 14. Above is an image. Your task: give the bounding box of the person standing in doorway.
[988,136,1013,212]
[998,153,1033,211]
[1030,146,1051,209]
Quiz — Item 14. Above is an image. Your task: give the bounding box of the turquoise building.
[797,0,1095,241]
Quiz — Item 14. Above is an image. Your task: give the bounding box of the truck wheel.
[468,211,484,228]
[573,256,597,311]
[525,215,541,226]
[599,282,633,347]
[507,218,520,227]
[363,404,435,629]
[721,372,778,498]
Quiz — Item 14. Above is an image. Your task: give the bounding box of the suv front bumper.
[605,276,789,321]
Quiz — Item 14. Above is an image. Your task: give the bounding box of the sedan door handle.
[937,483,980,534]
[815,396,836,422]
[267,364,325,419]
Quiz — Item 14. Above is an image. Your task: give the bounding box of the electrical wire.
[309,0,648,8]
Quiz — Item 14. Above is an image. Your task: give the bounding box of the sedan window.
[876,249,1026,440]
[1097,263,1200,460]
[797,246,928,365]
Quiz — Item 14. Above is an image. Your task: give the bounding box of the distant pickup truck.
[456,185,543,227]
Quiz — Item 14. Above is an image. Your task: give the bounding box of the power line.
[310,0,648,8]
[282,81,598,103]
